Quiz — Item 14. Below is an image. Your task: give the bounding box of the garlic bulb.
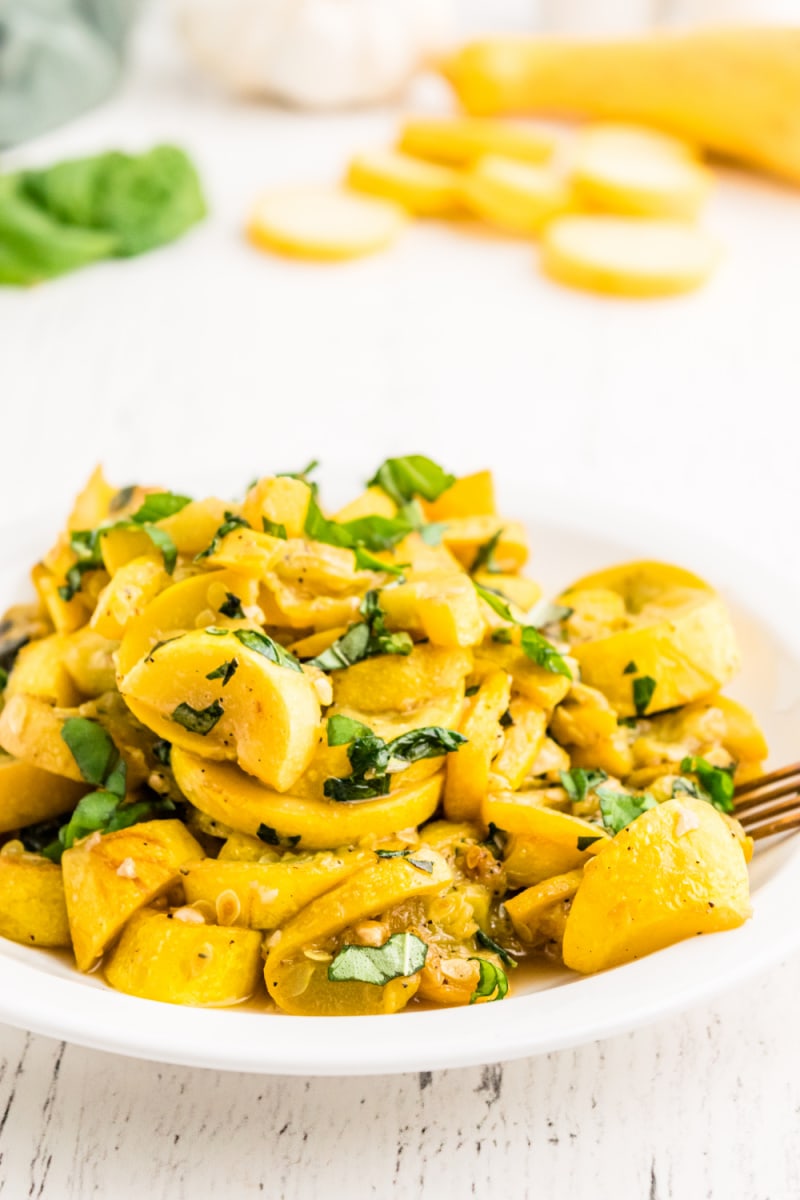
[175,0,456,109]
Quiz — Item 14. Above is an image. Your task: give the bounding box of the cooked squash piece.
[474,642,571,709]
[242,477,312,539]
[61,628,119,697]
[0,694,86,781]
[156,498,231,559]
[423,470,496,520]
[172,747,443,850]
[491,697,548,790]
[332,644,473,714]
[561,561,740,716]
[562,796,751,973]
[62,819,203,970]
[440,517,529,572]
[116,569,260,674]
[5,633,81,706]
[712,695,769,765]
[444,669,510,821]
[265,850,451,1014]
[105,908,263,1006]
[484,792,608,886]
[472,572,541,614]
[247,187,406,261]
[505,869,583,946]
[333,487,397,523]
[118,627,322,792]
[90,557,170,640]
[181,847,374,929]
[99,526,157,575]
[380,574,485,648]
[0,847,71,947]
[0,756,86,832]
[549,682,618,748]
[31,563,91,633]
[347,150,462,216]
[67,466,118,531]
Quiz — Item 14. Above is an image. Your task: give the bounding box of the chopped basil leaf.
[520,626,572,679]
[560,767,608,803]
[419,522,446,547]
[623,661,638,676]
[140,524,180,574]
[679,756,736,813]
[618,716,639,729]
[527,600,574,629]
[0,667,7,691]
[353,547,407,576]
[152,739,172,766]
[327,714,374,746]
[672,777,701,799]
[218,592,245,619]
[257,824,301,848]
[60,717,126,798]
[205,658,238,687]
[205,627,229,636]
[145,636,183,662]
[471,529,503,575]
[328,932,428,986]
[482,822,507,858]
[499,709,514,728]
[277,459,319,490]
[367,456,455,507]
[109,485,136,513]
[407,857,434,874]
[195,511,250,560]
[469,957,509,1003]
[596,786,657,835]
[58,561,98,602]
[633,675,657,716]
[474,582,515,622]
[323,774,392,803]
[577,835,603,851]
[171,700,224,735]
[492,627,514,644]
[465,684,480,697]
[130,492,192,524]
[476,929,515,968]
[39,789,175,863]
[262,518,288,539]
[233,628,302,672]
[308,590,413,671]
[375,848,410,859]
[324,725,466,802]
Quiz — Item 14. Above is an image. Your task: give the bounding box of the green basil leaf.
[473,582,515,622]
[375,848,410,859]
[560,767,608,803]
[679,756,735,813]
[233,628,302,672]
[469,957,509,1003]
[171,700,224,735]
[353,547,406,576]
[130,492,192,524]
[385,726,467,766]
[577,835,603,851]
[323,774,392,803]
[0,667,7,691]
[527,600,574,629]
[633,675,657,716]
[327,714,374,746]
[60,717,126,797]
[465,684,480,697]
[194,511,250,560]
[262,518,288,539]
[407,856,434,874]
[218,592,245,619]
[139,524,179,574]
[328,932,428,986]
[367,456,455,507]
[470,529,503,574]
[43,789,175,862]
[257,824,301,848]
[152,739,172,766]
[623,661,638,676]
[308,623,372,671]
[475,929,515,968]
[596,786,657,835]
[205,658,238,687]
[109,486,136,513]
[520,626,572,679]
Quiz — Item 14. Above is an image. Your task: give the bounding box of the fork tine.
[736,790,800,824]
[742,809,800,841]
[735,761,800,797]
[734,779,800,815]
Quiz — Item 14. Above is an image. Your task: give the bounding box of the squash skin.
[105,909,263,1006]
[562,796,751,974]
[444,29,800,185]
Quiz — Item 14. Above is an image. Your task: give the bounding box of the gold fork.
[734,763,800,840]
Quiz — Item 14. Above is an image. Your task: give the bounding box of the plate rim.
[1,492,799,1076]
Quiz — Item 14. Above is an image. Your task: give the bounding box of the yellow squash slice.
[247,187,406,261]
[347,150,462,216]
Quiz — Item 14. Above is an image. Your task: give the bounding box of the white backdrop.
[1,3,800,1196]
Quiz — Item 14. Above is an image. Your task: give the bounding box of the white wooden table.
[2,7,800,1196]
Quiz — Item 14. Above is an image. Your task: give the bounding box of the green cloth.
[0,0,140,147]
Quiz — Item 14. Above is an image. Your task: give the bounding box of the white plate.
[1,492,799,1076]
